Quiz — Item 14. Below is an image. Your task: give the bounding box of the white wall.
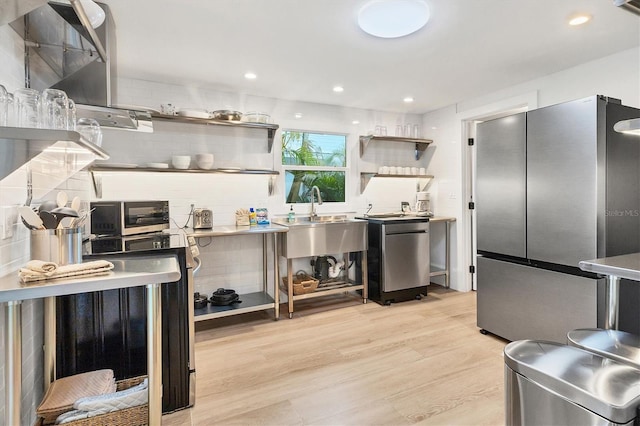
[423,46,640,292]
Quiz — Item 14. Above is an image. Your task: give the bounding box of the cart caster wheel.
[480,329,488,335]
[415,294,422,300]
[384,300,391,306]
[288,313,293,319]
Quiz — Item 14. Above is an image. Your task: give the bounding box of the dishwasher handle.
[384,222,430,234]
[386,229,429,235]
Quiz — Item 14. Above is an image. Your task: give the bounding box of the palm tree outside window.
[281,131,347,203]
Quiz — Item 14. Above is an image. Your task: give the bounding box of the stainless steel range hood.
[8,1,153,132]
[614,0,640,15]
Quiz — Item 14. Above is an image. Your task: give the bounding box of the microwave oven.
[90,200,170,236]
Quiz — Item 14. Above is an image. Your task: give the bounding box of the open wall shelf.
[359,135,433,160]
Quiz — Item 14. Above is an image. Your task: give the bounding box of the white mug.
[419,167,426,175]
[381,166,390,174]
[403,167,411,175]
[389,166,397,174]
[411,167,418,175]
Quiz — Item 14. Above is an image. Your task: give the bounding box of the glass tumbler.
[41,88,69,129]
[76,117,102,147]
[14,88,40,128]
[0,84,8,126]
[67,99,77,130]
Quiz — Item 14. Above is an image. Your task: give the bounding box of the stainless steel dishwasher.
[361,216,430,305]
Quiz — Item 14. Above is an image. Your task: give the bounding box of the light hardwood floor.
[163,286,508,425]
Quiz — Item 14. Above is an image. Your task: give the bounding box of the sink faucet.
[310,185,323,219]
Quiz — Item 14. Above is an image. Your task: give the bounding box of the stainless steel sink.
[273,215,367,258]
[273,214,352,227]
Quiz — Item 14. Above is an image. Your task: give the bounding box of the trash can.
[568,328,640,369]
[504,340,640,425]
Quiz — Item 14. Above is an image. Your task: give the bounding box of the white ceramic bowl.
[172,155,191,169]
[195,153,214,170]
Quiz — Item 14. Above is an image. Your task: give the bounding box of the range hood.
[614,0,640,15]
[8,1,152,132]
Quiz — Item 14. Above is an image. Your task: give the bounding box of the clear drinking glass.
[413,124,421,138]
[6,93,14,126]
[0,84,8,126]
[41,88,69,129]
[395,125,403,137]
[14,88,40,128]
[76,117,102,146]
[67,99,77,130]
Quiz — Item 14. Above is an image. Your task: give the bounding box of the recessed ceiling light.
[294,113,303,119]
[358,0,430,39]
[568,15,591,26]
[352,120,360,125]
[333,86,344,93]
[403,97,414,103]
[244,72,257,80]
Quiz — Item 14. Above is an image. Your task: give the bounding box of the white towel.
[22,260,58,275]
[19,260,115,283]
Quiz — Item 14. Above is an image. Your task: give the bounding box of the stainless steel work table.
[0,255,181,426]
[187,224,287,320]
[429,216,456,288]
[579,252,640,330]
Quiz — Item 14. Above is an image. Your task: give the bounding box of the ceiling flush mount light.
[294,113,303,119]
[614,118,640,136]
[403,96,414,103]
[358,0,430,39]
[244,72,257,80]
[352,120,360,125]
[333,86,344,93]
[568,14,591,26]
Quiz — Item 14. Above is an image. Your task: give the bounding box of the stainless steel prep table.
[0,255,181,426]
[187,224,287,321]
[579,252,640,330]
[429,216,456,288]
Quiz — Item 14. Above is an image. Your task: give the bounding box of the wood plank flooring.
[163,286,508,425]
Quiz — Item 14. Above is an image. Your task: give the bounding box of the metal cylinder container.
[504,340,640,425]
[30,227,82,265]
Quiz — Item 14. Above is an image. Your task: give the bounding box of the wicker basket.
[37,376,148,426]
[283,272,319,295]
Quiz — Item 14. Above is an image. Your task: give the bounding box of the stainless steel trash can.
[568,328,640,369]
[504,340,640,425]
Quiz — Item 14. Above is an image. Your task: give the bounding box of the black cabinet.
[55,249,192,413]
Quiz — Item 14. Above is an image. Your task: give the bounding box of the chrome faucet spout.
[310,185,323,219]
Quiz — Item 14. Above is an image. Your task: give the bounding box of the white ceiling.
[100,0,640,114]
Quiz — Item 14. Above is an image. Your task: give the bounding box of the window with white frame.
[281,130,347,203]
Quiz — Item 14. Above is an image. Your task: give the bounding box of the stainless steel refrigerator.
[476,95,640,343]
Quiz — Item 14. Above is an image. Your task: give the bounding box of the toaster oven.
[90,200,170,236]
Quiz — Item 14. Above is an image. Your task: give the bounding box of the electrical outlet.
[1,206,17,240]
[449,192,457,199]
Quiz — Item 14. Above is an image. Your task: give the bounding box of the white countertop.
[0,255,181,302]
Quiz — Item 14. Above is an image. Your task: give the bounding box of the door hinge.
[469,265,476,274]
[468,138,474,146]
[468,202,475,210]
